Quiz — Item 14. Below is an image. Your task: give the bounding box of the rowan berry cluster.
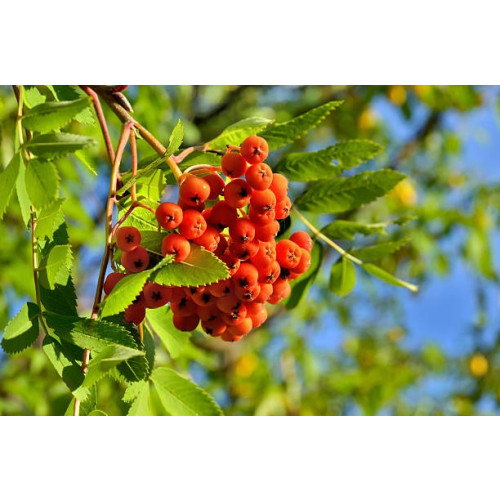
[103,135,312,342]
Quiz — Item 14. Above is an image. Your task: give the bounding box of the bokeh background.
[1,85,499,415]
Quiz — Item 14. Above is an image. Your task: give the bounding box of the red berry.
[224,179,253,208]
[229,218,256,243]
[178,209,207,240]
[228,238,259,260]
[290,231,313,252]
[240,136,269,165]
[220,251,241,276]
[208,201,238,230]
[143,282,171,309]
[248,206,276,225]
[227,316,253,336]
[192,225,220,252]
[179,175,211,208]
[246,302,268,327]
[276,240,302,269]
[269,173,289,200]
[162,233,191,262]
[201,317,227,336]
[116,226,141,252]
[221,152,247,178]
[169,286,186,305]
[255,283,273,303]
[171,297,197,317]
[272,278,292,299]
[255,220,280,242]
[250,189,276,215]
[214,236,228,258]
[111,85,128,93]
[121,245,150,273]
[245,163,273,190]
[191,288,215,307]
[222,303,247,326]
[235,283,261,302]
[197,303,220,321]
[258,260,280,284]
[124,295,146,325]
[251,241,276,268]
[207,278,233,298]
[103,272,126,295]
[275,197,291,220]
[204,173,225,199]
[291,248,312,275]
[173,313,199,331]
[216,294,243,314]
[233,263,259,290]
[156,202,183,230]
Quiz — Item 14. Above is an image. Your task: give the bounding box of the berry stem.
[129,127,138,202]
[75,121,133,417]
[88,85,183,183]
[81,86,116,166]
[291,207,418,293]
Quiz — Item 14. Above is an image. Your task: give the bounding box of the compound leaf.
[1,302,39,354]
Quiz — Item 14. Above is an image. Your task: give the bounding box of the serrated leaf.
[52,86,95,125]
[22,98,91,133]
[150,367,223,416]
[75,150,97,176]
[44,313,139,352]
[1,302,39,354]
[320,217,415,241]
[42,335,88,401]
[352,238,410,261]
[0,154,21,219]
[329,257,356,296]
[101,256,173,317]
[166,120,184,155]
[207,117,273,150]
[143,325,155,376]
[274,140,382,181]
[35,199,65,240]
[146,307,190,359]
[16,155,31,226]
[139,230,164,256]
[25,159,59,210]
[117,201,158,231]
[83,344,146,387]
[154,245,229,287]
[286,242,324,310]
[362,263,418,292]
[127,380,151,416]
[40,244,72,289]
[22,133,95,159]
[295,170,406,214]
[261,100,342,150]
[179,151,222,168]
[40,277,78,316]
[23,86,46,108]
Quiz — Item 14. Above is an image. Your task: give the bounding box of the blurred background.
[0,85,499,416]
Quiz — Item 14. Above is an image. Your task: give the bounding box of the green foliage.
[154,245,229,287]
[150,367,223,416]
[329,257,356,296]
[362,263,416,290]
[275,139,382,181]
[0,154,21,219]
[39,244,73,289]
[207,117,273,149]
[352,238,410,261]
[34,200,65,240]
[15,155,31,226]
[25,159,59,210]
[146,307,190,358]
[320,216,414,240]
[22,133,95,159]
[1,302,39,354]
[295,170,406,214]
[22,98,91,133]
[261,100,342,149]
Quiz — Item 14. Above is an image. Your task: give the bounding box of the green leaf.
[83,345,146,387]
[320,216,415,240]
[143,325,155,377]
[75,150,97,176]
[42,335,88,400]
[329,257,356,296]
[126,380,151,416]
[261,100,342,150]
[0,154,21,219]
[207,117,273,150]
[39,244,72,289]
[139,230,164,256]
[44,313,140,352]
[166,120,184,155]
[35,199,65,240]
[16,155,31,226]
[154,245,229,287]
[286,242,324,310]
[1,302,39,354]
[52,86,95,125]
[22,98,91,133]
[23,86,46,108]
[25,159,59,210]
[150,367,223,416]
[362,263,418,292]
[146,307,190,359]
[274,140,382,181]
[117,201,158,232]
[352,238,410,261]
[88,410,108,416]
[179,151,222,168]
[295,170,406,214]
[22,133,95,159]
